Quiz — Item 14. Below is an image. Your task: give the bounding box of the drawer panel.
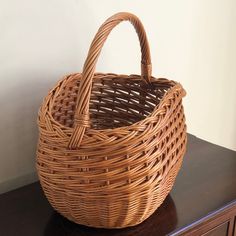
[202,221,229,236]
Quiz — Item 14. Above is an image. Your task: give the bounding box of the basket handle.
[68,12,152,149]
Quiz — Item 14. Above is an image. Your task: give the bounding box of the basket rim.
[40,72,185,135]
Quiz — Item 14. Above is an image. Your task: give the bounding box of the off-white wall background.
[0,0,235,193]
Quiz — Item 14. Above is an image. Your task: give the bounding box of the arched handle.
[68,12,152,149]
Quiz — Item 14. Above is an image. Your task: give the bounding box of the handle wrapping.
[68,12,152,149]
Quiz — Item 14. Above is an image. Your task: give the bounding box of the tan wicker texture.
[36,12,187,228]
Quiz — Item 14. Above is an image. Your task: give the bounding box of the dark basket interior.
[51,74,174,130]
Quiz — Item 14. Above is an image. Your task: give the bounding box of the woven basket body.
[37,12,187,228]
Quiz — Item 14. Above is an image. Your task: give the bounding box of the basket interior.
[51,74,174,129]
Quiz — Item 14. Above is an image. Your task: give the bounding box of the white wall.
[0,0,235,193]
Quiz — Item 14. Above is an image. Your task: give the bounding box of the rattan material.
[36,12,187,228]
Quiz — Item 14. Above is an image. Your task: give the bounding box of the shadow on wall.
[0,72,65,193]
[0,0,97,193]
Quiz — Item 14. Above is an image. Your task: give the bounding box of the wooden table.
[0,134,235,236]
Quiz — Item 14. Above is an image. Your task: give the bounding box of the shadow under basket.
[37,12,187,229]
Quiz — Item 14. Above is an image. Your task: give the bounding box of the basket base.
[44,155,184,229]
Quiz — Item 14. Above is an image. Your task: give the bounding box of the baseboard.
[0,171,39,194]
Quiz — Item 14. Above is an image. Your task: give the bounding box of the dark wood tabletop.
[0,134,235,236]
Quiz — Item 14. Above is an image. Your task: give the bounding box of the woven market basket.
[37,12,187,229]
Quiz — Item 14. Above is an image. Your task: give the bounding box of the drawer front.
[233,216,236,236]
[178,204,236,236]
[202,221,229,236]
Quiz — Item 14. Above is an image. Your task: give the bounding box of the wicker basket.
[37,12,187,229]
